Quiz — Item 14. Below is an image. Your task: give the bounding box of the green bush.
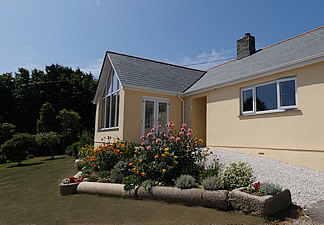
[141,179,154,193]
[202,176,223,191]
[36,132,61,159]
[0,153,7,164]
[0,123,16,146]
[66,142,80,157]
[222,162,255,190]
[175,175,196,189]
[260,183,282,195]
[123,175,141,191]
[199,155,221,183]
[110,160,129,183]
[79,130,94,146]
[1,133,36,165]
[87,176,98,182]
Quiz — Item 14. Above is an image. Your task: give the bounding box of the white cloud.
[95,0,101,6]
[79,58,103,79]
[180,49,235,70]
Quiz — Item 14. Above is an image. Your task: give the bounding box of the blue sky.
[1,0,323,78]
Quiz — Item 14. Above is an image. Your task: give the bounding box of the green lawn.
[0,156,265,225]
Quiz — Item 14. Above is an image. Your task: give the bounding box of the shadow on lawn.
[7,162,44,168]
[43,156,66,161]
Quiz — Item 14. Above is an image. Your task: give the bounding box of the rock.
[229,187,292,216]
[59,183,79,196]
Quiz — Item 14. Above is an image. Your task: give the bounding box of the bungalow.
[93,26,324,171]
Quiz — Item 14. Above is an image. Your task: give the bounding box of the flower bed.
[59,172,84,196]
[229,187,292,216]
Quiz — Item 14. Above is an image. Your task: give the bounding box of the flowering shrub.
[130,122,209,185]
[62,176,84,184]
[199,150,220,183]
[222,162,255,190]
[247,182,282,196]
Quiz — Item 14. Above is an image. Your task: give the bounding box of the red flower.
[253,182,261,192]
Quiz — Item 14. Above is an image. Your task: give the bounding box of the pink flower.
[162,145,166,148]
[187,133,192,137]
[188,128,192,133]
[179,132,184,136]
[140,136,144,140]
[180,142,184,146]
[166,124,169,128]
[156,138,162,143]
[152,141,155,144]
[169,136,175,141]
[186,145,190,150]
[141,142,145,146]
[158,125,162,129]
[164,134,167,138]
[146,132,153,138]
[176,137,180,142]
[150,128,155,132]
[169,121,173,125]
[159,132,164,136]
[147,146,151,150]
[138,146,142,150]
[182,123,187,128]
[171,123,175,127]
[181,128,186,132]
[168,129,172,133]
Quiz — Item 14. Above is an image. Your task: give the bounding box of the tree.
[58,109,81,150]
[36,132,61,159]
[0,123,16,146]
[1,133,36,165]
[37,102,58,133]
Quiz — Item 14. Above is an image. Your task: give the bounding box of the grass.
[0,156,266,225]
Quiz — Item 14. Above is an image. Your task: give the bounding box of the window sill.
[99,127,119,132]
[239,108,301,118]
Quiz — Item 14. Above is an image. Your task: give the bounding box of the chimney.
[237,33,256,60]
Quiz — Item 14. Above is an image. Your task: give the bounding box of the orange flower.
[162,169,166,173]
[93,165,97,168]
[139,159,143,163]
[174,156,178,159]
[162,154,165,157]
[133,168,137,171]
[129,163,133,166]
[154,155,158,159]
[141,172,146,176]
[136,171,139,175]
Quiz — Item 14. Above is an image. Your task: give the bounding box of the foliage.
[122,175,141,191]
[141,179,154,193]
[0,65,97,135]
[1,133,36,165]
[87,176,98,182]
[79,130,94,147]
[0,123,16,146]
[65,142,80,157]
[259,183,282,195]
[110,161,130,183]
[79,142,129,172]
[58,109,81,149]
[76,160,87,171]
[199,152,220,183]
[36,102,59,133]
[36,132,61,159]
[81,167,92,178]
[131,122,208,185]
[202,176,223,191]
[175,175,196,189]
[222,162,255,190]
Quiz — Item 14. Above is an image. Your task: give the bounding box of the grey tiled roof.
[107,52,205,93]
[185,26,324,94]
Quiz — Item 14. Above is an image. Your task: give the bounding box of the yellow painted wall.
[123,90,183,143]
[191,97,206,141]
[204,61,324,170]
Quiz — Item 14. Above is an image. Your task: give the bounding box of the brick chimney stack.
[237,33,256,60]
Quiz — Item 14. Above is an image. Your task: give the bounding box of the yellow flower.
[199,139,204,142]
[162,154,165,157]
[139,159,143,163]
[174,160,178,164]
[166,152,170,155]
[129,163,133,166]
[174,156,178,159]
[162,169,166,173]
[154,155,158,159]
[164,147,169,151]
[202,152,205,155]
[141,172,146,176]
[207,147,210,150]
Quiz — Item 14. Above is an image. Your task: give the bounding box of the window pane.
[158,102,168,128]
[101,98,106,128]
[242,89,253,112]
[105,96,110,128]
[112,72,117,92]
[280,80,296,107]
[110,93,116,127]
[116,91,120,127]
[256,83,277,111]
[108,75,112,95]
[117,78,120,90]
[145,101,154,135]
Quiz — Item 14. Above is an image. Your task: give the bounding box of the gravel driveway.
[209,148,324,207]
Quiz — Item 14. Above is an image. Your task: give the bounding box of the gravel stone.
[208,148,324,207]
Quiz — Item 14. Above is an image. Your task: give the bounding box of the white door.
[142,97,169,136]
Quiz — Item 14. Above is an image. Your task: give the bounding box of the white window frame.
[100,69,121,130]
[141,96,170,136]
[241,77,297,115]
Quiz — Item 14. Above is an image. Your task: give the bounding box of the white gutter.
[177,94,185,124]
